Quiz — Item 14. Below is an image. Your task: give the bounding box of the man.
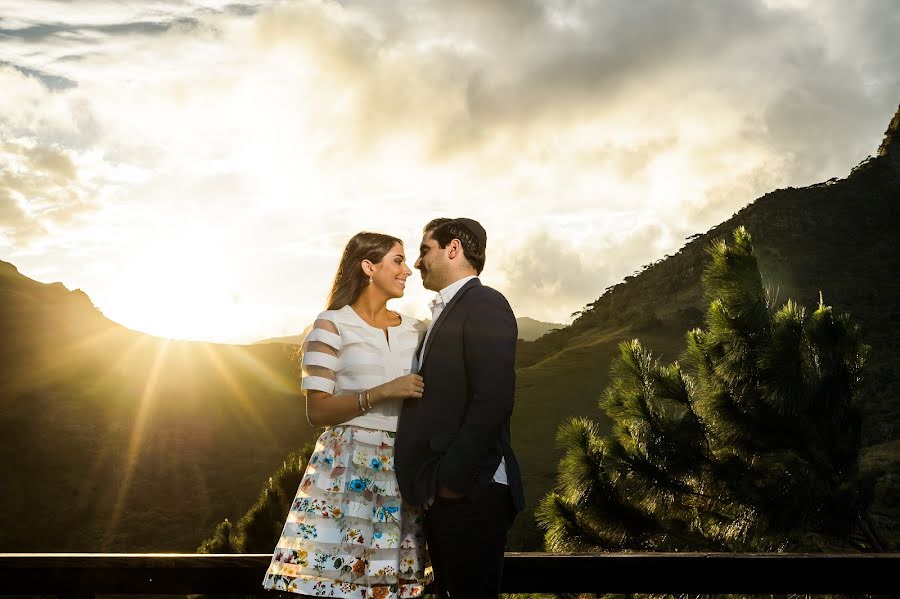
[396,217,525,598]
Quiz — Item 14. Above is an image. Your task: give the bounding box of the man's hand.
[437,485,465,499]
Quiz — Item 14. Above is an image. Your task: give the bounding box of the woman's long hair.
[326,232,402,310]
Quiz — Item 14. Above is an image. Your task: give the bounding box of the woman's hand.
[371,374,425,403]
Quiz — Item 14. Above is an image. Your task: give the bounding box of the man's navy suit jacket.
[395,277,525,513]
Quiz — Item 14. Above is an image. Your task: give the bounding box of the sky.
[1,0,898,343]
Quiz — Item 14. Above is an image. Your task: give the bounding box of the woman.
[263,232,432,598]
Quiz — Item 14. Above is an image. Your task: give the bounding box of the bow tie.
[429,295,445,314]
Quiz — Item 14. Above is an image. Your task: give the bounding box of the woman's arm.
[306,375,425,427]
[301,314,423,427]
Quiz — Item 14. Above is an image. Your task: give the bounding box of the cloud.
[0,18,202,42]
[237,0,898,221]
[502,232,611,320]
[500,222,673,322]
[247,2,766,156]
[0,139,99,244]
[0,0,898,340]
[0,60,77,90]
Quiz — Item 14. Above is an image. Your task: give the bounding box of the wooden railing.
[0,553,898,597]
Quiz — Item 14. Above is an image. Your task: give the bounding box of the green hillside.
[516,317,564,342]
[0,262,317,551]
[508,104,900,549]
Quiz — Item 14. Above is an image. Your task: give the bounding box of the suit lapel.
[420,277,481,367]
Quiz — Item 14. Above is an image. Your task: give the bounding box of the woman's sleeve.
[300,314,342,394]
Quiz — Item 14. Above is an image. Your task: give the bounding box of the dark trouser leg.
[424,509,450,599]
[424,483,513,599]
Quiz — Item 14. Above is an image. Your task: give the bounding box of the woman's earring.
[369,276,373,284]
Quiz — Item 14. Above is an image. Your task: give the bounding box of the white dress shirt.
[419,276,508,485]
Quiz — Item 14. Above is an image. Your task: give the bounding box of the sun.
[97,227,245,342]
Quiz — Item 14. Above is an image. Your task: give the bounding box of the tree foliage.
[197,441,314,554]
[538,227,881,553]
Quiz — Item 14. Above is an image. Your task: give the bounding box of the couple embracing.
[263,217,525,598]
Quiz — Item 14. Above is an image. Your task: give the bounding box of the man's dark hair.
[424,217,486,274]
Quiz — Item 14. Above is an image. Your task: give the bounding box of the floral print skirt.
[263,425,432,598]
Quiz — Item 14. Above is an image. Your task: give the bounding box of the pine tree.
[197,441,314,554]
[197,518,237,554]
[537,227,881,553]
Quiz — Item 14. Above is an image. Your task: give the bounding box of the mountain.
[254,325,312,346]
[516,317,564,342]
[507,103,900,549]
[255,318,560,345]
[0,262,317,551]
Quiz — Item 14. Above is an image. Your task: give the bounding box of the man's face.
[415,232,448,291]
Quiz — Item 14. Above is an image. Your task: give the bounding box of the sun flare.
[98,228,244,341]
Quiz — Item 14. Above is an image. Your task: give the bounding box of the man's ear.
[448,238,462,259]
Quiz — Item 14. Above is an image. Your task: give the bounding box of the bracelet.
[357,392,368,413]
[364,389,372,410]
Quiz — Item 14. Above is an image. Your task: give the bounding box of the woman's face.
[370,242,412,299]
